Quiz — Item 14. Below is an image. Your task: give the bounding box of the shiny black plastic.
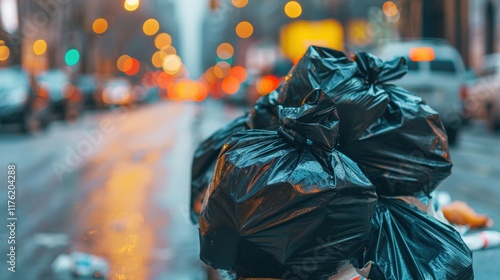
[190,115,250,223]
[361,197,473,280]
[190,91,280,223]
[199,90,377,279]
[278,46,453,196]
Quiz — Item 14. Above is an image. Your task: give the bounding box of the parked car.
[36,69,82,121]
[0,66,51,133]
[466,53,500,132]
[99,78,134,107]
[375,39,467,145]
[76,74,99,109]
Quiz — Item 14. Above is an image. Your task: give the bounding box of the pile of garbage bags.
[191,46,473,279]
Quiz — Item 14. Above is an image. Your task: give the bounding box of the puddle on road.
[76,164,155,279]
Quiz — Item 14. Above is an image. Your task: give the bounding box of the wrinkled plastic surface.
[361,198,473,280]
[190,115,249,223]
[199,90,377,279]
[278,46,453,196]
[190,91,280,223]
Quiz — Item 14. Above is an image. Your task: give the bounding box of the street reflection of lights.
[151,51,163,68]
[143,18,159,36]
[231,0,248,8]
[217,42,234,60]
[162,54,182,75]
[235,21,253,39]
[124,0,140,12]
[0,44,10,61]
[117,55,131,71]
[214,61,231,78]
[222,76,240,94]
[154,33,171,49]
[81,163,154,280]
[230,66,247,82]
[284,1,302,18]
[33,39,47,56]
[382,1,398,17]
[92,18,108,34]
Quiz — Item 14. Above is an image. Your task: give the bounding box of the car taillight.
[460,85,468,101]
[38,86,49,99]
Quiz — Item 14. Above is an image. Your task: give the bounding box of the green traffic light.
[65,49,80,66]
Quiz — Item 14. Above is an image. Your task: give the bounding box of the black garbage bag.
[190,114,249,223]
[278,46,452,196]
[199,90,377,279]
[190,91,280,223]
[360,197,473,280]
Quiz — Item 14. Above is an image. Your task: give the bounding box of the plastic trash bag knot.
[278,89,339,151]
[354,52,408,84]
[277,126,312,146]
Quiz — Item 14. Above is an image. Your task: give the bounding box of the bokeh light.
[231,0,248,8]
[160,46,176,59]
[217,42,234,60]
[382,1,398,17]
[33,39,47,56]
[65,49,80,66]
[0,41,10,61]
[143,18,159,36]
[205,67,218,83]
[214,61,231,78]
[256,75,280,95]
[236,21,253,39]
[284,1,302,18]
[222,76,240,94]
[229,66,247,82]
[117,54,131,72]
[92,18,108,34]
[123,57,140,75]
[168,80,207,102]
[162,54,182,75]
[151,51,163,68]
[154,33,172,49]
[157,72,174,89]
[124,0,140,12]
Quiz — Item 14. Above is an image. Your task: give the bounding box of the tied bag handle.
[278,88,340,152]
[354,52,408,85]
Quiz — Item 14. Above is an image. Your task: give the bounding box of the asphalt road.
[0,100,498,279]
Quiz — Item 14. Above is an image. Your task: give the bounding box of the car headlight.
[4,87,28,106]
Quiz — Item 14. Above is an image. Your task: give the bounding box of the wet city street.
[0,100,498,279]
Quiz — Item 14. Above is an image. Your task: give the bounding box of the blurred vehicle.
[100,78,134,107]
[224,60,290,106]
[223,69,257,106]
[461,69,478,125]
[466,54,500,132]
[375,39,467,145]
[133,84,161,104]
[76,74,99,109]
[37,69,82,121]
[0,66,51,133]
